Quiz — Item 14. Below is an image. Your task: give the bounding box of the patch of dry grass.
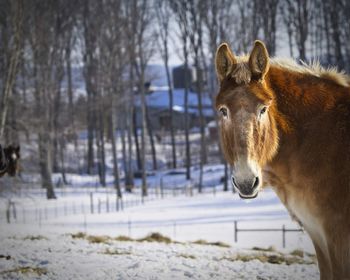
[87,235,111,244]
[290,249,304,258]
[192,239,230,248]
[222,251,315,265]
[252,246,276,252]
[0,266,48,276]
[69,232,228,248]
[103,248,132,255]
[70,232,111,244]
[178,253,196,259]
[137,233,172,244]
[114,235,133,242]
[70,232,87,239]
[23,235,48,241]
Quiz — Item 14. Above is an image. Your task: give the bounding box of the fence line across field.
[2,185,200,224]
[2,184,305,248]
[233,220,303,248]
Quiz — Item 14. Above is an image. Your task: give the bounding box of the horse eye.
[260,106,267,116]
[219,108,228,118]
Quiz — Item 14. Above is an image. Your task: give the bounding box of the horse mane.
[270,57,350,88]
[228,55,350,88]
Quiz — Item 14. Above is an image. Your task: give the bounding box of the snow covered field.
[0,230,318,280]
[0,175,320,279]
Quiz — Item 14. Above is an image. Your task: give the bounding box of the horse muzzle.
[232,175,260,199]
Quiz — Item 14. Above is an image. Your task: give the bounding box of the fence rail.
[233,220,303,248]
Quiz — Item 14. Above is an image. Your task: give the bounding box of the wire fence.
[1,183,306,249]
[1,182,221,225]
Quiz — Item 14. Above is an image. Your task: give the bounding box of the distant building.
[172,65,192,89]
[134,88,214,130]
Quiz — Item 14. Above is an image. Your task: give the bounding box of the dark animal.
[0,144,20,177]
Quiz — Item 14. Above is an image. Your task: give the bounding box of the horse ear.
[249,40,270,80]
[215,43,237,82]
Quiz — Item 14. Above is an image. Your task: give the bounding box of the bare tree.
[284,0,312,61]
[171,0,192,181]
[0,0,23,139]
[127,0,156,198]
[187,0,207,192]
[156,0,177,169]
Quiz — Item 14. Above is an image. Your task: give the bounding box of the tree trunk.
[59,137,68,185]
[125,104,134,190]
[133,108,142,170]
[96,105,106,186]
[184,46,191,181]
[146,105,157,170]
[110,93,122,198]
[329,0,344,69]
[39,131,56,199]
[166,68,177,169]
[139,77,148,197]
[0,0,23,139]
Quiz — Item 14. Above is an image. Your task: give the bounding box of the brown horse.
[0,144,20,177]
[215,40,350,279]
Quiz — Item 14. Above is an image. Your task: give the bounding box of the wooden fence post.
[6,199,11,224]
[128,218,131,237]
[173,221,177,240]
[160,176,164,199]
[282,225,286,248]
[234,220,238,243]
[90,192,94,214]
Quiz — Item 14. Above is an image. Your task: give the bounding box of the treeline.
[0,0,349,199]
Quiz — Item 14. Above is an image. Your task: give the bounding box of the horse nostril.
[252,176,259,190]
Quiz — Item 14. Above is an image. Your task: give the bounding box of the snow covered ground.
[0,176,320,279]
[0,230,319,280]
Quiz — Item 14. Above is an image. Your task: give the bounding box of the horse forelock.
[231,62,251,85]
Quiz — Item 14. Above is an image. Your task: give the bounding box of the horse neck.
[267,66,348,134]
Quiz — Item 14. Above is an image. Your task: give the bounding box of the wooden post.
[234,221,238,243]
[22,207,26,224]
[39,209,42,228]
[90,192,94,214]
[160,176,164,198]
[55,203,58,218]
[282,225,286,248]
[6,199,11,224]
[84,214,87,234]
[173,221,177,240]
[189,180,193,197]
